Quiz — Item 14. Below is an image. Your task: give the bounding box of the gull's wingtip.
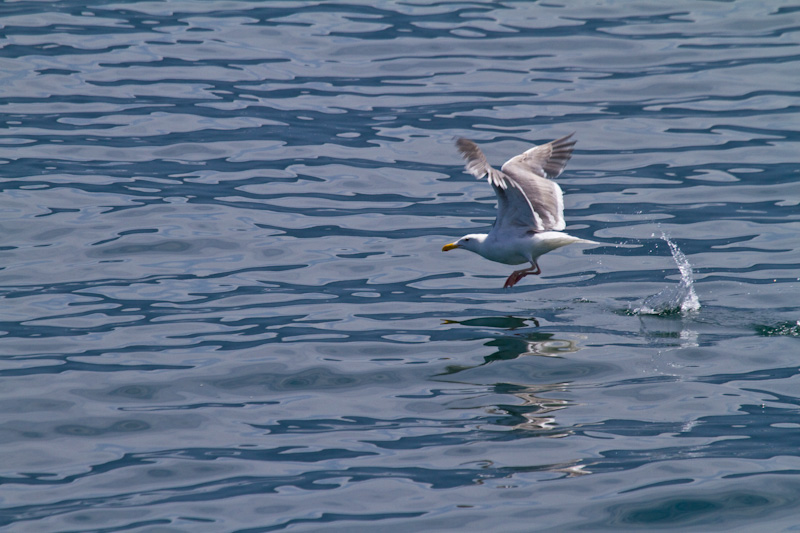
[554,131,577,146]
[455,137,476,151]
[454,138,491,180]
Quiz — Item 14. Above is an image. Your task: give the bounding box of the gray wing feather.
[501,133,576,180]
[455,135,575,232]
[456,138,538,232]
[500,133,575,231]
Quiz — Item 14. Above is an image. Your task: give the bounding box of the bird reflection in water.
[439,315,584,435]
[440,315,582,370]
[493,383,572,435]
[438,316,594,475]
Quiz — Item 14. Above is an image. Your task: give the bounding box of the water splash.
[635,235,700,316]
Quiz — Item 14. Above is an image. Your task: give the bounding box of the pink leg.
[503,262,541,288]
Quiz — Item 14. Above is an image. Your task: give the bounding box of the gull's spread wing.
[455,134,575,232]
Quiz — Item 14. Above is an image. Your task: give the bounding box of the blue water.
[1,1,799,531]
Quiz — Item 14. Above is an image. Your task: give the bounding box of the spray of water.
[635,234,700,316]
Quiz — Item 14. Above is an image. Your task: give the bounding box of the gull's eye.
[464,238,470,241]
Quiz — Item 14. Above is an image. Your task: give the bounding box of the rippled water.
[2,1,799,531]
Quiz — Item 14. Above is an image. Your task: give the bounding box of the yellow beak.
[442,243,460,252]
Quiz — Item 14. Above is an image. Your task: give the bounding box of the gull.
[442,133,597,288]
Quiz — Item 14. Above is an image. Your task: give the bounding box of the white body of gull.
[442,134,597,288]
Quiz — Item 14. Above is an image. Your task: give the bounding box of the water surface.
[1,1,799,531]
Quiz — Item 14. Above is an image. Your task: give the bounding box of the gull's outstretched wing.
[456,135,575,232]
[499,133,575,231]
[501,133,576,180]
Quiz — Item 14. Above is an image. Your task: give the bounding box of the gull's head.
[442,234,487,254]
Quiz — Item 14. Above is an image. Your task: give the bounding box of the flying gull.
[442,134,597,288]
